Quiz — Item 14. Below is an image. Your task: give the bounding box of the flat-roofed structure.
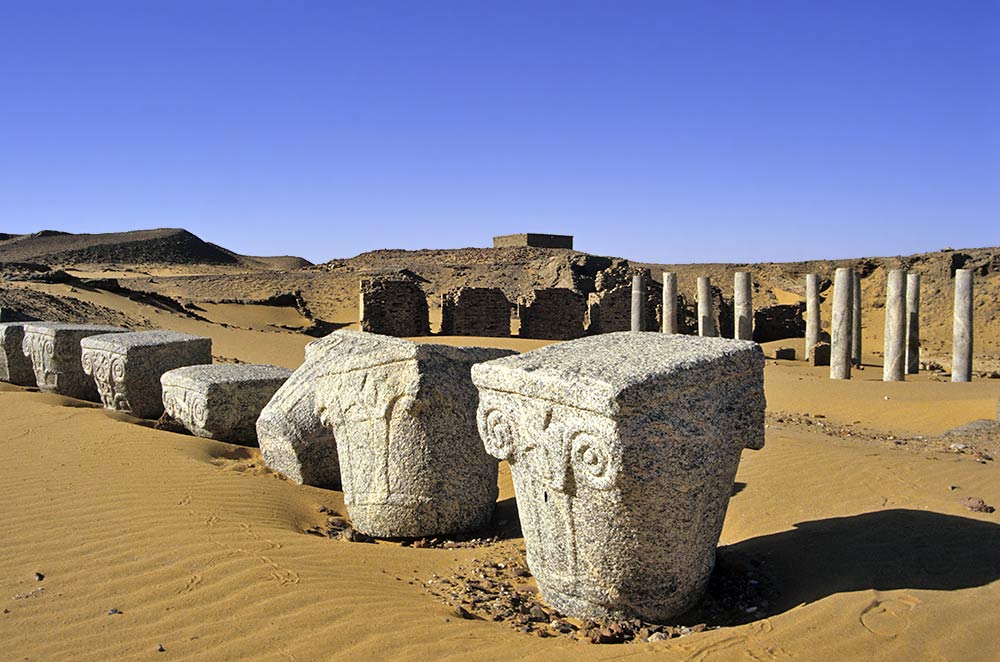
[493,233,573,249]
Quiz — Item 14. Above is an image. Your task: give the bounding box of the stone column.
[805,274,820,361]
[830,268,853,379]
[906,273,921,374]
[697,277,716,337]
[631,273,646,332]
[661,272,678,333]
[851,271,862,367]
[883,269,907,381]
[952,269,973,382]
[734,272,752,340]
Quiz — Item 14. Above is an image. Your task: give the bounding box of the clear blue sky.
[1,1,996,264]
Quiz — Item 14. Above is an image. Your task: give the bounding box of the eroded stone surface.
[21,323,126,400]
[314,330,513,537]
[472,332,765,623]
[0,323,37,386]
[81,330,211,418]
[257,335,342,489]
[161,363,291,444]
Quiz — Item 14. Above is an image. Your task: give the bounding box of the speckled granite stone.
[0,323,37,386]
[472,332,765,623]
[314,330,514,537]
[81,330,212,418]
[257,335,343,489]
[161,364,292,444]
[22,323,127,400]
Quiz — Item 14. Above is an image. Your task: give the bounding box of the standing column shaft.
[906,273,921,374]
[734,272,752,340]
[851,271,862,367]
[883,269,907,381]
[661,272,678,333]
[697,277,716,337]
[805,274,821,360]
[952,269,973,382]
[630,273,646,332]
[830,268,853,379]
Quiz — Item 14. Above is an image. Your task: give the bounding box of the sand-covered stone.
[0,323,37,386]
[80,330,212,418]
[257,335,343,489]
[314,330,514,537]
[472,332,765,622]
[161,364,292,444]
[21,323,127,400]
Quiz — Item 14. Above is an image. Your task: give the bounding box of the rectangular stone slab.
[313,330,514,537]
[472,332,765,623]
[161,363,292,444]
[21,323,127,400]
[81,330,212,419]
[0,323,37,386]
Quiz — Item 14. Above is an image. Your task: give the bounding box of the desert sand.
[1,231,999,660]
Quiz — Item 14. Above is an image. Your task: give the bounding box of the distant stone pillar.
[883,269,907,382]
[630,273,646,332]
[851,271,862,367]
[905,273,921,374]
[830,268,853,379]
[661,272,678,334]
[697,277,716,337]
[805,274,821,360]
[734,272,752,340]
[952,269,973,382]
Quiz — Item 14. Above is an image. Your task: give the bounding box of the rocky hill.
[0,228,311,270]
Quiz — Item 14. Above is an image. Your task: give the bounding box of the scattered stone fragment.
[33,572,44,581]
[157,644,166,653]
[161,364,292,444]
[108,608,123,615]
[774,347,795,360]
[960,496,995,513]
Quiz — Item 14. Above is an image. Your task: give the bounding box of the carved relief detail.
[163,387,209,428]
[81,349,130,411]
[22,333,56,389]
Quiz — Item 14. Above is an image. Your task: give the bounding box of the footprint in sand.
[860,595,920,637]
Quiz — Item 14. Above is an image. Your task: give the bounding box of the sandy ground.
[1,296,999,660]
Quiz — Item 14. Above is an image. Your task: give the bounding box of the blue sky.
[1,1,996,264]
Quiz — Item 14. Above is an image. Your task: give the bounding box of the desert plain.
[1,229,999,661]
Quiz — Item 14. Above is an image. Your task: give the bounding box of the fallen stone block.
[81,330,212,418]
[810,341,831,367]
[21,323,127,400]
[161,364,292,444]
[774,347,795,360]
[257,335,343,489]
[472,332,765,622]
[0,323,37,386]
[314,330,513,537]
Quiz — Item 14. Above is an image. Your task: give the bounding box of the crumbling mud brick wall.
[519,288,586,340]
[439,287,510,337]
[359,279,430,337]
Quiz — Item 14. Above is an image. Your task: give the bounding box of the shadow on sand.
[726,508,1000,615]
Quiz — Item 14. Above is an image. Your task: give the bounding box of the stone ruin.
[314,331,514,538]
[22,323,127,400]
[0,322,36,386]
[359,278,429,337]
[257,335,342,490]
[753,302,806,343]
[810,341,831,367]
[161,363,292,444]
[472,332,765,622]
[587,272,661,333]
[439,287,510,337]
[81,330,212,419]
[518,289,586,340]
